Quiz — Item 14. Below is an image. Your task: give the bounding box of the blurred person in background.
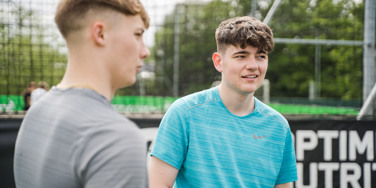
[22,81,36,110]
[149,16,298,188]
[30,81,49,105]
[14,0,150,187]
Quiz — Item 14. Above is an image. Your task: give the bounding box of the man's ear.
[212,52,223,72]
[91,22,106,46]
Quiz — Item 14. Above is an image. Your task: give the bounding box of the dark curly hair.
[215,16,274,53]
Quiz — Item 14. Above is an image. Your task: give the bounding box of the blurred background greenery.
[0,0,368,118]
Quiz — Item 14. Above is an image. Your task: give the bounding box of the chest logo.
[253,134,269,139]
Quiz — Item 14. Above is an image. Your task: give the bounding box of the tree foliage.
[268,0,363,99]
[152,0,364,100]
[1,0,366,102]
[0,2,67,96]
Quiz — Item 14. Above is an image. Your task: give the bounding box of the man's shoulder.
[28,88,132,129]
[176,87,218,109]
[254,98,289,128]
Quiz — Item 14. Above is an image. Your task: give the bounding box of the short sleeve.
[150,99,189,170]
[76,122,148,188]
[276,128,298,185]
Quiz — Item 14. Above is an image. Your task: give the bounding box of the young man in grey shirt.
[14,0,150,187]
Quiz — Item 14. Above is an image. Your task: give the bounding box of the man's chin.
[240,86,258,94]
[118,78,136,90]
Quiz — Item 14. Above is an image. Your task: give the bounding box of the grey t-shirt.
[14,87,147,188]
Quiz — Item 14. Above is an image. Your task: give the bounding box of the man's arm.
[149,156,179,188]
[275,182,292,188]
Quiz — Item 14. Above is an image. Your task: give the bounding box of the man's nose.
[245,57,258,70]
[140,43,150,59]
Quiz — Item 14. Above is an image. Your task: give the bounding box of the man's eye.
[235,55,245,58]
[257,55,267,59]
[135,33,143,37]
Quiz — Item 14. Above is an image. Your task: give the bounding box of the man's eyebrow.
[232,51,250,55]
[257,50,267,54]
[136,28,145,33]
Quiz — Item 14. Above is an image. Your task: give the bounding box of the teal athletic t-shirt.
[151,87,297,187]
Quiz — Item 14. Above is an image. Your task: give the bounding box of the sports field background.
[0,94,360,117]
[0,0,370,119]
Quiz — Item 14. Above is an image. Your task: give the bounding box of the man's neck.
[218,84,255,116]
[57,61,114,101]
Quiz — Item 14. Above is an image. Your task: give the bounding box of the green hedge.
[0,95,359,116]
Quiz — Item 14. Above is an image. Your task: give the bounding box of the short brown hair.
[215,16,274,53]
[38,81,48,89]
[55,0,149,38]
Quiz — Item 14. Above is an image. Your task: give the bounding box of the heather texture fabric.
[14,87,148,188]
[151,87,297,187]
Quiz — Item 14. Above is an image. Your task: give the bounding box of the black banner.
[289,120,376,188]
[1,118,375,188]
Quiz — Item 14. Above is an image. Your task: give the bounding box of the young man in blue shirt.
[149,16,298,188]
